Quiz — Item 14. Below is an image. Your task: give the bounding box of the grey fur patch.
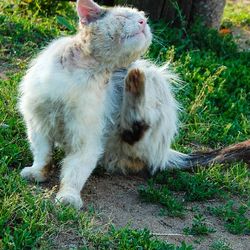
[33,99,66,144]
[104,67,149,146]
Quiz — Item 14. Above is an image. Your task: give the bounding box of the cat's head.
[76,0,152,68]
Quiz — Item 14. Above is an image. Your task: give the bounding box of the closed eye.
[115,14,129,19]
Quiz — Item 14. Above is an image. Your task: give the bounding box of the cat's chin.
[126,26,151,45]
[134,29,151,51]
[123,34,151,58]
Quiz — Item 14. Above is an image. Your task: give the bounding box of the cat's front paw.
[55,190,83,210]
[20,166,47,182]
[125,68,145,96]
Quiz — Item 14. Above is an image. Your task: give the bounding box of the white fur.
[19,0,152,209]
[102,59,187,174]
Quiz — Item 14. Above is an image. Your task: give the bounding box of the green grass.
[152,169,223,202]
[223,0,250,27]
[0,158,81,248]
[183,214,215,236]
[88,227,194,250]
[210,240,232,250]
[138,181,185,217]
[0,0,250,248]
[208,201,250,235]
[139,163,249,216]
[157,163,249,198]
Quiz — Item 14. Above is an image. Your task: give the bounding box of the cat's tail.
[165,149,217,170]
[165,139,250,170]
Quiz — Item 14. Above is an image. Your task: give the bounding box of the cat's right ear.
[77,0,103,24]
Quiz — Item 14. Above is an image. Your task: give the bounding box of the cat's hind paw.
[125,68,145,96]
[55,189,83,210]
[20,166,48,182]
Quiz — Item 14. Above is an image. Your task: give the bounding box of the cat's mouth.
[130,31,145,38]
[127,29,146,39]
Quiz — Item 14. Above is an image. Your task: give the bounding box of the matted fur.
[102,59,187,174]
[19,0,152,209]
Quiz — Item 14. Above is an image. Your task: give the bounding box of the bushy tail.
[167,139,250,169]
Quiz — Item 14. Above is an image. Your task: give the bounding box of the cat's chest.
[64,72,110,112]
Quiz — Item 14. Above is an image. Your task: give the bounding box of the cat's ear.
[77,0,103,24]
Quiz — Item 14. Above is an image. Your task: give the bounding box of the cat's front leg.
[21,126,53,182]
[56,139,103,210]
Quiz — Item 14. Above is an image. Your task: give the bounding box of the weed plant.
[208,201,250,235]
[183,214,216,236]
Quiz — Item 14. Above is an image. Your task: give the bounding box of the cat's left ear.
[77,0,103,24]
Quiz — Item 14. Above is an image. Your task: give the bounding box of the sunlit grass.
[223,0,250,27]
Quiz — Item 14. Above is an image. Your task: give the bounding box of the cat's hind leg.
[125,68,145,96]
[21,126,53,182]
[120,68,149,145]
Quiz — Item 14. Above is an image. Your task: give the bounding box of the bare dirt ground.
[82,174,249,249]
[42,172,249,250]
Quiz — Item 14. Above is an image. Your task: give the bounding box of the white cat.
[19,0,152,209]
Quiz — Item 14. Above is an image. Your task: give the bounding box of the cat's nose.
[138,18,146,29]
